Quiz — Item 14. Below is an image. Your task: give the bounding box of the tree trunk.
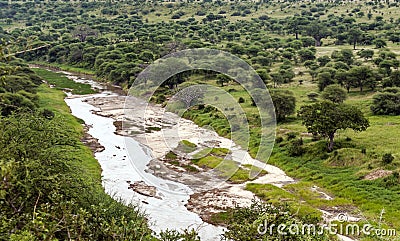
[315,38,321,47]
[328,133,335,152]
[353,41,356,50]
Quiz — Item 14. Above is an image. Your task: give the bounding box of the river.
[62,78,225,240]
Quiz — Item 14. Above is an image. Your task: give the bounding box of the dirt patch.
[186,187,254,225]
[364,169,393,180]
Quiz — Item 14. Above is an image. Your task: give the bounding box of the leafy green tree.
[304,21,330,46]
[321,84,348,103]
[216,74,230,87]
[298,48,316,62]
[271,90,296,122]
[383,70,400,87]
[317,55,330,67]
[347,27,364,50]
[347,66,376,92]
[374,38,387,48]
[335,70,352,93]
[270,72,284,88]
[371,87,400,115]
[287,16,308,39]
[317,71,335,91]
[298,101,369,151]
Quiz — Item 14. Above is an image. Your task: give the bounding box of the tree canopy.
[298,101,369,151]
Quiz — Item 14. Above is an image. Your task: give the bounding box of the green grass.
[192,147,231,159]
[36,84,102,185]
[192,155,259,183]
[177,140,197,153]
[245,183,323,223]
[33,68,96,95]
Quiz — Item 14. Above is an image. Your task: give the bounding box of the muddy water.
[62,86,225,239]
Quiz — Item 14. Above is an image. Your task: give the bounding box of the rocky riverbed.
[84,95,296,221]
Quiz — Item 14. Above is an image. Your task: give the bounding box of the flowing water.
[64,90,225,240]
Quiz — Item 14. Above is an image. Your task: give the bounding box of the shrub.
[286,132,297,140]
[287,138,305,157]
[382,153,394,164]
[238,97,245,103]
[275,136,284,143]
[165,151,178,160]
[307,92,319,102]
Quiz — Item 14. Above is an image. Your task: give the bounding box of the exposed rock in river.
[128,180,161,199]
[81,124,105,153]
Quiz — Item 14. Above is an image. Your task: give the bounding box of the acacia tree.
[321,84,347,103]
[298,101,369,151]
[347,27,364,50]
[304,21,330,47]
[347,66,376,92]
[216,74,231,87]
[72,25,98,42]
[271,90,296,122]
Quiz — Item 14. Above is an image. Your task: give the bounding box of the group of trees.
[0,0,398,91]
[0,57,42,116]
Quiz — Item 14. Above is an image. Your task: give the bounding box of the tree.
[347,66,376,92]
[357,49,374,60]
[304,21,330,47]
[321,84,348,103]
[317,71,335,91]
[271,90,296,122]
[72,25,98,42]
[270,72,284,88]
[371,87,400,115]
[216,74,230,87]
[317,55,330,67]
[287,16,307,40]
[347,27,364,50]
[374,39,387,49]
[298,48,316,62]
[383,70,400,87]
[335,70,352,93]
[298,101,369,151]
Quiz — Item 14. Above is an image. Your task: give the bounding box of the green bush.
[382,153,394,164]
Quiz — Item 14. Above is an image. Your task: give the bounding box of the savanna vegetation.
[1,0,400,240]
